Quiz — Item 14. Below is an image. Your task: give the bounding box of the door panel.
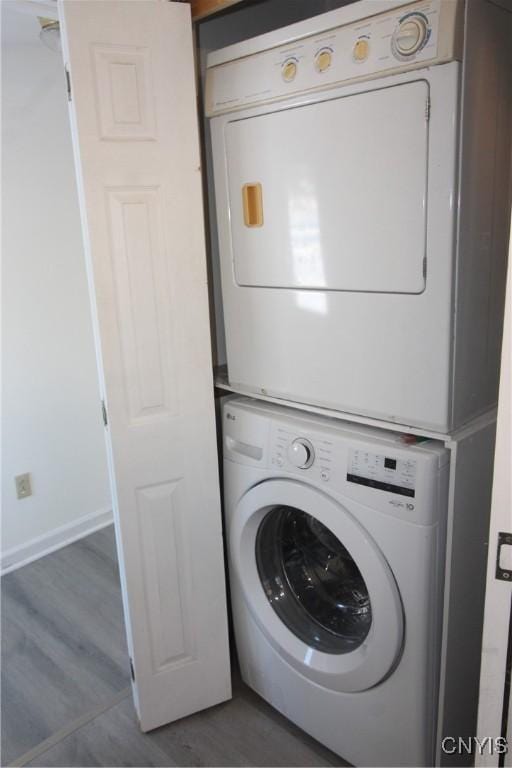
[226,81,429,293]
[59,0,231,731]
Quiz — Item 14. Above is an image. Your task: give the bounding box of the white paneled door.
[58,0,231,731]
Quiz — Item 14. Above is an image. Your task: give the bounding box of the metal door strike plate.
[496,531,512,582]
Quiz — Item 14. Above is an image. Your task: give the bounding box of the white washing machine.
[222,396,450,767]
[207,0,512,432]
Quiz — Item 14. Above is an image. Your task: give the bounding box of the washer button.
[320,469,330,482]
[353,39,369,62]
[276,455,284,467]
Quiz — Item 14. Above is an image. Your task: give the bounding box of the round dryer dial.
[287,438,315,469]
[315,49,332,73]
[353,38,369,62]
[282,58,298,82]
[393,14,429,57]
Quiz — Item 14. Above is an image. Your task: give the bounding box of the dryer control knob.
[315,49,332,73]
[288,439,315,469]
[282,59,298,82]
[393,15,429,57]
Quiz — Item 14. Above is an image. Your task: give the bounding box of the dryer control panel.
[205,0,462,116]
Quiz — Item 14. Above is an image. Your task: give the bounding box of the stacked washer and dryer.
[205,0,512,765]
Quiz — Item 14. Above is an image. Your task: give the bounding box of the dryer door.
[231,479,403,692]
[225,80,428,294]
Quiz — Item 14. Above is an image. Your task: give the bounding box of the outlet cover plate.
[15,473,32,499]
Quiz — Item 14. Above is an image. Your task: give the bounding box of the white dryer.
[222,396,449,767]
[207,0,512,432]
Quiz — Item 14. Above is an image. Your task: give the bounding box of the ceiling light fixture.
[38,16,61,53]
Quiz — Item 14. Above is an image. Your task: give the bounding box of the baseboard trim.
[1,507,113,575]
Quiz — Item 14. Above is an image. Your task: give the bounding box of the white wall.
[1,4,111,570]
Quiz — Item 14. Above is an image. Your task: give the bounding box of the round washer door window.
[231,479,404,692]
[256,506,372,654]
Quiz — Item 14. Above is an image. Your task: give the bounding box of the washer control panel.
[224,399,449,525]
[271,427,418,495]
[347,448,417,497]
[206,0,461,116]
[266,423,445,523]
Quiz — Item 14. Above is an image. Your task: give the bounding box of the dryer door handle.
[242,182,264,227]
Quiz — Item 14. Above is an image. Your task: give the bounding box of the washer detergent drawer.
[225,80,428,294]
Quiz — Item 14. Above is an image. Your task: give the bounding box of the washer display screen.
[256,506,372,654]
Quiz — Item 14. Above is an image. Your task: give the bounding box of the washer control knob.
[288,438,315,469]
[393,15,429,57]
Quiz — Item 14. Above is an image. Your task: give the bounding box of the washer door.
[231,479,404,692]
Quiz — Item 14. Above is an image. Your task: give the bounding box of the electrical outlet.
[15,473,32,499]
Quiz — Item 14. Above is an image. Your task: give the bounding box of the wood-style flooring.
[2,526,348,768]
